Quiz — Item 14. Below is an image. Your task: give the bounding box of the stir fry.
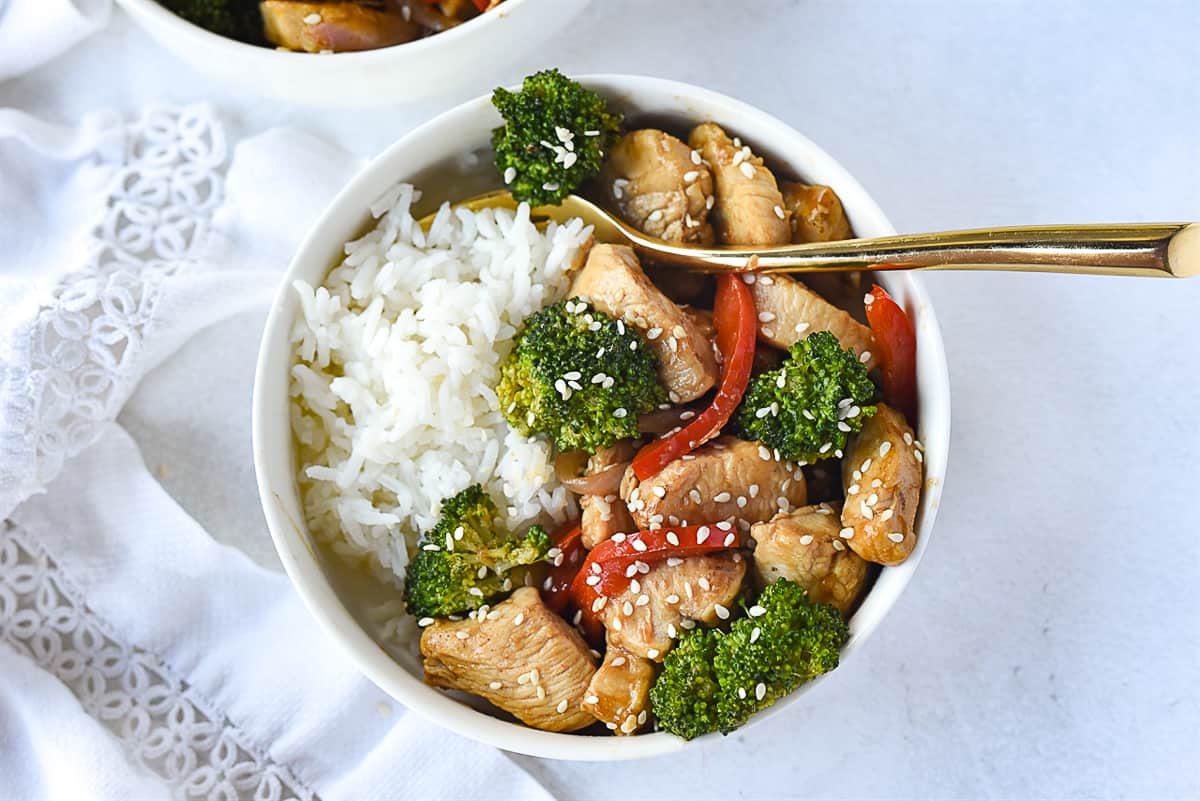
[408,71,926,739]
[159,0,506,51]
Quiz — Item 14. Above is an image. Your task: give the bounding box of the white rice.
[290,183,592,584]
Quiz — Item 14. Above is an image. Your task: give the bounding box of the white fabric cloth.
[0,0,112,82]
[0,103,553,801]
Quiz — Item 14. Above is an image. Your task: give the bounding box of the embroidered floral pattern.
[0,523,313,801]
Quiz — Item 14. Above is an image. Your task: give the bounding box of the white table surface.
[4,1,1199,798]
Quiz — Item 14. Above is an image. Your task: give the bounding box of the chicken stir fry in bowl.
[289,71,927,740]
[159,0,506,52]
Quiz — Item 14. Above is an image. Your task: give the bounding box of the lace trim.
[0,523,314,801]
[0,105,226,517]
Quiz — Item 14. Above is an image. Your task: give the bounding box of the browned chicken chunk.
[601,552,746,660]
[748,274,878,370]
[582,645,655,735]
[570,244,719,402]
[688,122,790,246]
[780,182,852,243]
[840,404,923,566]
[600,129,715,245]
[750,502,869,615]
[420,588,597,732]
[620,436,808,531]
[580,441,638,549]
[261,2,420,53]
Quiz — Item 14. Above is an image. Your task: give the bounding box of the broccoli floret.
[735,331,877,463]
[158,0,263,44]
[712,579,849,733]
[403,485,551,619]
[646,628,723,740]
[649,579,848,739]
[497,298,666,453]
[491,69,622,206]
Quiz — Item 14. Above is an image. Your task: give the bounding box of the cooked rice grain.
[291,183,592,583]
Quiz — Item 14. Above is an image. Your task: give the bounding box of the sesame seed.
[748,484,760,498]
[738,687,747,699]
[611,656,627,667]
[683,170,700,182]
[592,597,608,613]
[914,448,924,463]
[556,699,569,714]
[614,408,628,419]
[736,496,748,509]
[518,673,529,685]
[717,521,733,531]
[840,526,854,539]
[612,617,623,631]
[832,539,846,551]
[623,601,634,616]
[867,493,879,506]
[706,195,715,210]
[585,694,600,705]
[861,502,874,520]
[756,682,767,701]
[513,612,525,626]
[861,458,873,472]
[681,618,696,630]
[621,716,636,733]
[802,409,815,421]
[691,149,703,164]
[879,441,893,458]
[755,407,771,419]
[652,485,667,499]
[773,205,785,220]
[714,491,732,503]
[684,582,694,599]
[503,166,516,184]
[838,421,852,432]
[667,556,683,567]
[455,630,469,640]
[422,543,440,552]
[616,319,625,335]
[636,594,650,607]
[860,350,872,363]
[863,292,875,306]
[543,182,559,192]
[880,509,895,522]
[418,617,434,627]
[666,594,680,604]
[723,532,736,546]
[758,311,776,323]
[750,626,761,644]
[903,432,914,445]
[748,605,766,617]
[714,603,730,620]
[536,687,546,700]
[631,537,647,552]
[302,12,322,24]
[762,327,774,338]
[542,576,553,590]
[647,648,660,659]
[489,681,503,690]
[819,442,832,454]
[612,532,627,543]
[667,624,678,637]
[469,587,484,597]
[696,526,711,544]
[888,531,905,543]
[739,162,756,179]
[799,534,814,545]
[630,341,637,351]
[698,576,712,591]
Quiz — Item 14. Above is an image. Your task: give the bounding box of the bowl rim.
[252,73,952,761]
[115,0,534,61]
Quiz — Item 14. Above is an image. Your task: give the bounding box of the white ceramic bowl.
[253,75,951,760]
[116,0,590,107]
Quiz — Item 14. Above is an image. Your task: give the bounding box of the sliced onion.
[559,461,629,496]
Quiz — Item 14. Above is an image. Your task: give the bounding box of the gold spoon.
[427,190,1198,278]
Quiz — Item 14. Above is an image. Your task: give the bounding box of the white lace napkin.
[0,105,553,801]
[0,0,112,81]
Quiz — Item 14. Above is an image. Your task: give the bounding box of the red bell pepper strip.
[864,283,918,420]
[569,524,745,625]
[541,523,585,614]
[631,274,757,480]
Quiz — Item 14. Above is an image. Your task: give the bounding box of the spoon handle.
[642,223,1200,278]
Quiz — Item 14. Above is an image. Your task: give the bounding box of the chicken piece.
[602,552,746,660]
[688,122,790,246]
[261,1,419,53]
[780,182,852,243]
[748,274,878,370]
[420,588,597,732]
[840,404,923,566]
[751,502,868,615]
[621,436,808,531]
[570,244,719,403]
[580,441,638,549]
[582,645,656,735]
[685,306,783,374]
[600,129,716,245]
